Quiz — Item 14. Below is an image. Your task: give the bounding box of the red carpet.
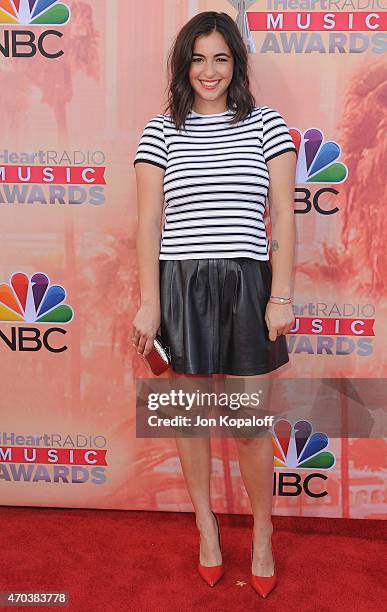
[1,507,385,611]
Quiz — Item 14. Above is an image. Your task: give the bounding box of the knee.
[235,436,262,448]
[234,432,272,449]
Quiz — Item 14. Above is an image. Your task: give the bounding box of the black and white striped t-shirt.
[133,106,296,260]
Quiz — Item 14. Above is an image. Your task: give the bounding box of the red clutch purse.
[144,334,171,375]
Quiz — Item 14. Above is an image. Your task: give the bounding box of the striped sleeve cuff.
[133,115,167,170]
[261,106,296,163]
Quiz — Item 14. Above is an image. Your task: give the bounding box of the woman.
[132,11,296,599]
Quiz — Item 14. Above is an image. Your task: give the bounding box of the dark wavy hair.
[163,11,256,130]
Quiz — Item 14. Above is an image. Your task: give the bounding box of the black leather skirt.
[159,257,289,376]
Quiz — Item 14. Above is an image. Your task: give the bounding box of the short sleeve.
[261,106,297,163]
[133,114,167,170]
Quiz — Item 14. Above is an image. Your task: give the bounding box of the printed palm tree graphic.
[80,231,139,366]
[0,1,99,408]
[297,61,387,300]
[296,60,387,513]
[36,1,99,132]
[0,3,98,131]
[36,1,99,404]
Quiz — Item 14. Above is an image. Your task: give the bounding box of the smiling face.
[188,30,234,113]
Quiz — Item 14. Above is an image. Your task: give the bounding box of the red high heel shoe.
[197,511,224,587]
[250,537,277,598]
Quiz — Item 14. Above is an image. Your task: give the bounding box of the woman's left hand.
[265,302,295,341]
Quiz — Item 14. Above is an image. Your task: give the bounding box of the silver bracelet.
[270,295,292,303]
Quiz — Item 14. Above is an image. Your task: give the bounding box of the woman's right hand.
[132,302,161,357]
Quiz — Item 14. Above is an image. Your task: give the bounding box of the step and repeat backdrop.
[0,1,386,518]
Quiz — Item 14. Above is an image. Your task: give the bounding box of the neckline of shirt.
[189,109,233,117]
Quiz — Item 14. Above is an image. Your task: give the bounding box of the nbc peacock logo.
[272,419,335,470]
[291,128,348,184]
[0,272,73,324]
[0,1,71,58]
[0,272,73,353]
[0,0,70,26]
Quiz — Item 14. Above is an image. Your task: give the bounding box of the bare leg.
[171,371,221,566]
[225,373,275,576]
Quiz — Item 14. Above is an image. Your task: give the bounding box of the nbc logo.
[272,419,335,498]
[0,1,70,58]
[273,419,335,469]
[0,272,73,323]
[0,0,70,25]
[291,128,348,215]
[291,128,348,184]
[0,272,73,353]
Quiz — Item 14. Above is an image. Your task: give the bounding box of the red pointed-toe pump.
[197,511,224,587]
[250,538,277,598]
